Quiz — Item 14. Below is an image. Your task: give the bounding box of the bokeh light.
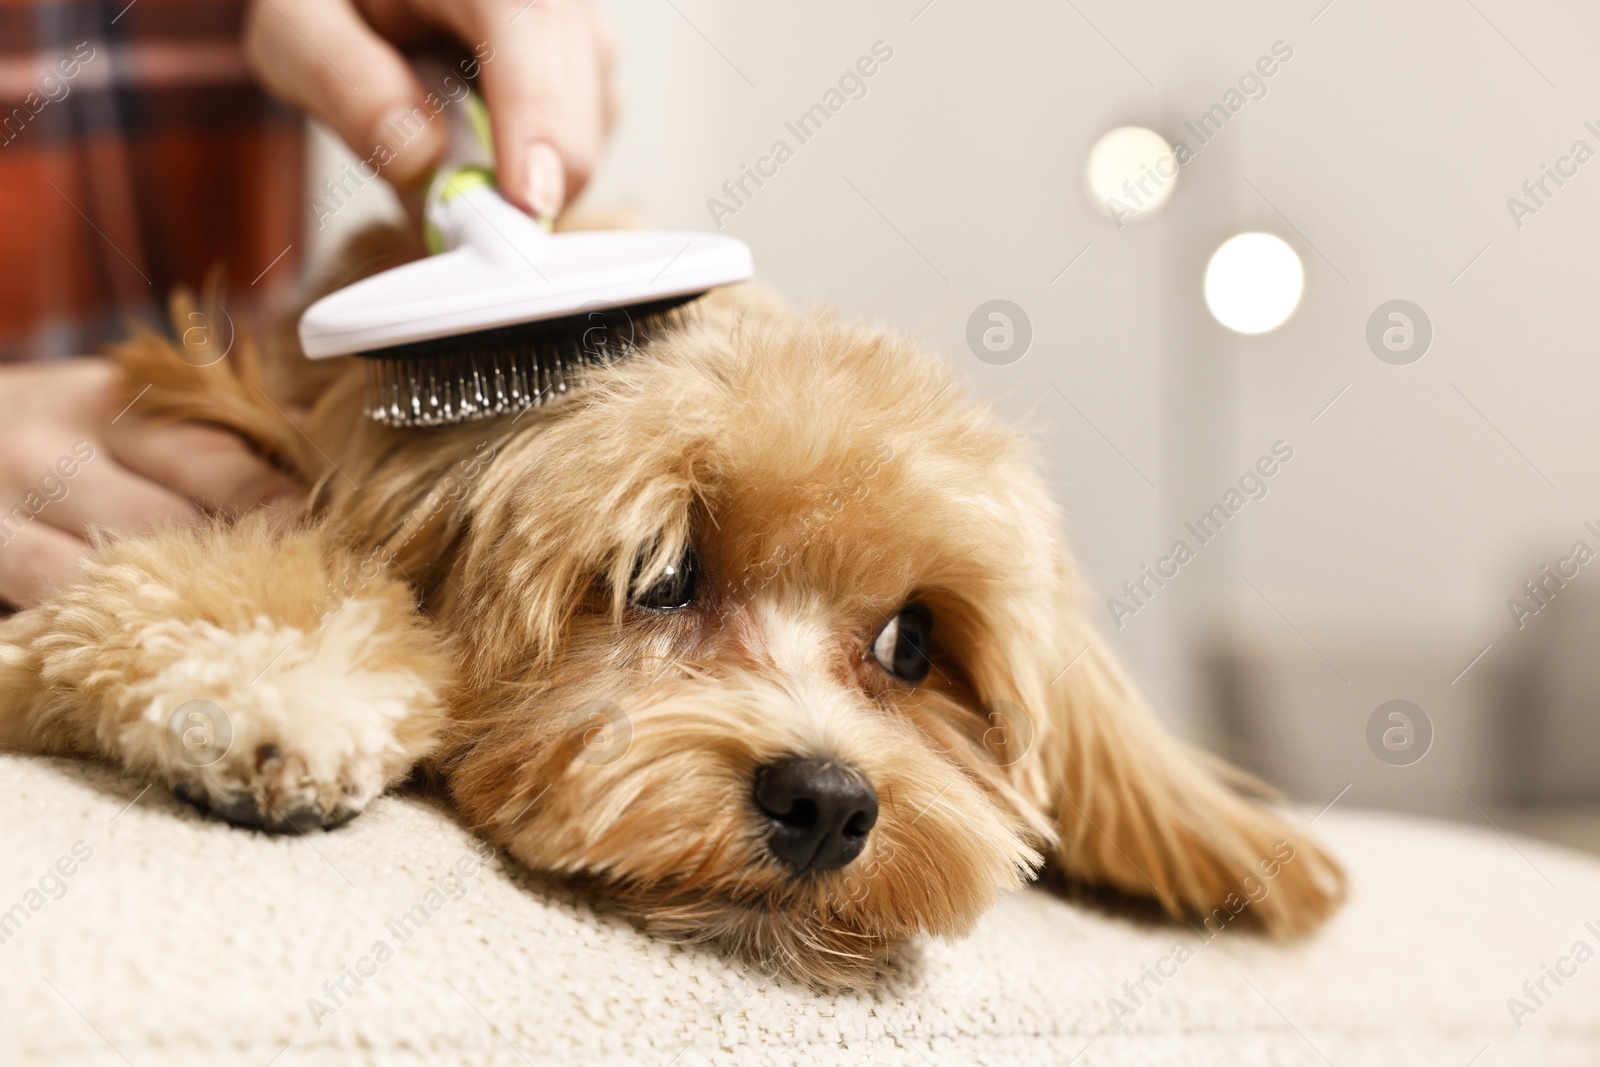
[1203,233,1304,334]
[1086,126,1178,222]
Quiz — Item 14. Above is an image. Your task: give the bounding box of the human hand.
[243,0,617,220]
[0,360,302,609]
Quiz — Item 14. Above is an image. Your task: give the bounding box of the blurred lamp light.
[1086,126,1177,223]
[1203,233,1304,334]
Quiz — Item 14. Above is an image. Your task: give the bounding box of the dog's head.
[423,302,1343,985]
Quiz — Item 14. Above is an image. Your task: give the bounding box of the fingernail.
[524,142,566,220]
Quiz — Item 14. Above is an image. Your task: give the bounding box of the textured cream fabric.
[2,752,1596,1066]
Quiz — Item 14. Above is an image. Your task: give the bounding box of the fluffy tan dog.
[0,243,1342,985]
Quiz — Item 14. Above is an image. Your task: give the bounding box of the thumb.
[243,0,445,188]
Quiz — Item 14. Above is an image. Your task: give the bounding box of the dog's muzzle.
[753,758,878,874]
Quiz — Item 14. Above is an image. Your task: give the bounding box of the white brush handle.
[415,58,550,268]
[429,184,549,269]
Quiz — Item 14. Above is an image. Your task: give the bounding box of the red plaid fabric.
[0,0,303,362]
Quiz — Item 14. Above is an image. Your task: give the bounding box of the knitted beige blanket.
[2,753,1595,1065]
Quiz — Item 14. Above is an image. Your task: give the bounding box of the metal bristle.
[355,297,697,429]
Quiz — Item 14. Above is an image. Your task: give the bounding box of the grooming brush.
[298,65,753,428]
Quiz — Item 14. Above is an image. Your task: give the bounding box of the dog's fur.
[0,235,1343,985]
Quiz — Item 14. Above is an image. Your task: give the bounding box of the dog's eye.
[871,603,932,683]
[633,548,697,610]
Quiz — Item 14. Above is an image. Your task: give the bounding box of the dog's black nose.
[753,758,878,874]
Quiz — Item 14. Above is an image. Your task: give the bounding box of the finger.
[594,6,621,141]
[243,0,446,187]
[0,426,189,538]
[408,0,609,217]
[106,422,304,516]
[0,519,88,610]
[493,6,608,216]
[29,451,203,539]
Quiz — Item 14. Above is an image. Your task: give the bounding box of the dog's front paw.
[169,733,388,833]
[109,605,451,834]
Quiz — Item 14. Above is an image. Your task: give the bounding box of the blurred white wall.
[308,0,1600,809]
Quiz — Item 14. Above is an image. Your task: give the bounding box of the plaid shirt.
[0,0,302,362]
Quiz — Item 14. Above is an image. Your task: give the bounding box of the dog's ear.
[1016,607,1345,936]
